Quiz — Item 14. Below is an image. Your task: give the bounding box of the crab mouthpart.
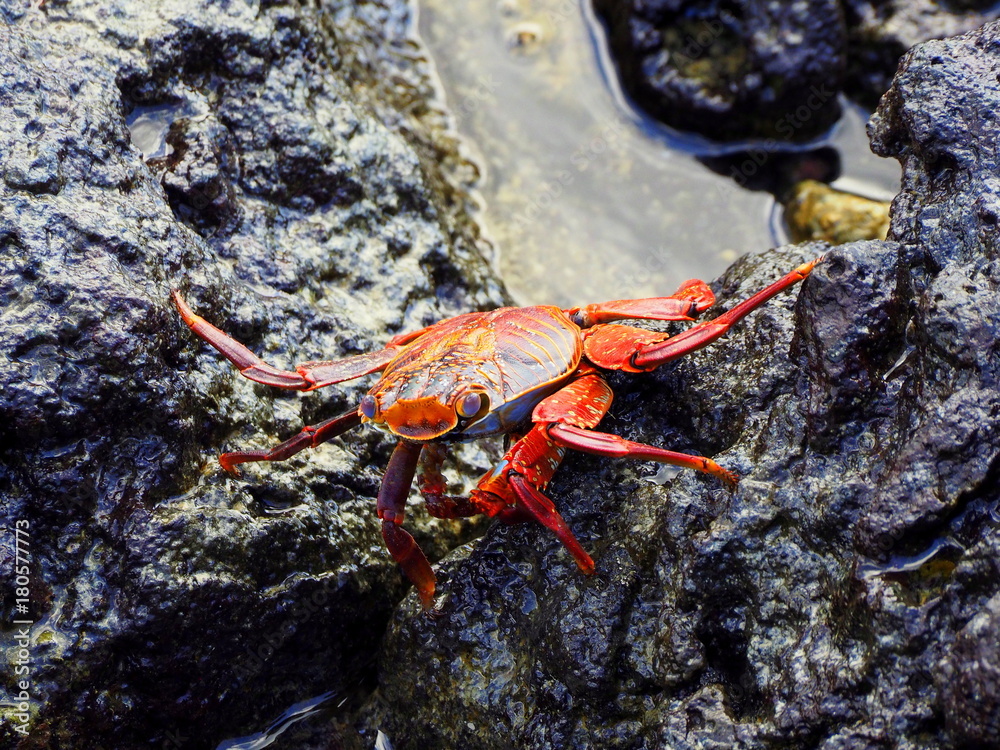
[382,396,459,441]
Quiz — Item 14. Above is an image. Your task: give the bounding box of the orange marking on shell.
[532,373,614,428]
[382,396,458,440]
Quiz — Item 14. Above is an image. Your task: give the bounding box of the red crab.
[173,257,817,608]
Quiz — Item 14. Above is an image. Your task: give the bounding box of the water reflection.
[125,93,206,160]
[215,692,340,749]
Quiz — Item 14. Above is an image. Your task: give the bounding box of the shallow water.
[125,93,206,159]
[215,692,340,749]
[416,0,900,306]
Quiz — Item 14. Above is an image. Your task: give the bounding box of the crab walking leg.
[465,372,618,575]
[582,258,819,372]
[173,290,314,389]
[565,278,716,326]
[418,444,508,519]
[377,440,436,609]
[631,257,819,370]
[172,291,405,390]
[472,425,597,573]
[507,475,596,574]
[548,423,738,488]
[219,408,362,475]
[419,433,594,572]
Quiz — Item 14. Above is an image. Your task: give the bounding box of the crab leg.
[460,371,614,573]
[172,291,410,390]
[418,444,507,519]
[583,258,819,372]
[548,424,737,488]
[415,441,596,580]
[633,258,818,369]
[472,363,743,577]
[218,408,362,475]
[419,434,595,572]
[565,278,715,327]
[378,440,436,609]
[507,475,595,574]
[471,424,594,574]
[173,290,313,388]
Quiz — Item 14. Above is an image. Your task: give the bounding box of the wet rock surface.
[592,0,846,142]
[843,0,1000,106]
[364,20,1000,750]
[593,0,1000,142]
[937,592,1000,745]
[0,0,501,746]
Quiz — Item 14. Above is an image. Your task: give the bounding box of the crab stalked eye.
[456,391,486,419]
[360,394,378,419]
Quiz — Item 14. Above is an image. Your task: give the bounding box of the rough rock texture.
[592,0,846,142]
[593,0,1000,142]
[844,0,1000,106]
[936,592,1000,745]
[0,1,502,746]
[363,21,1000,750]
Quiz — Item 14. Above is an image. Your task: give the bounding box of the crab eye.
[456,391,486,419]
[360,394,378,419]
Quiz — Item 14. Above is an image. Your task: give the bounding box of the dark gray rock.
[0,1,501,746]
[362,20,1000,750]
[937,592,1000,746]
[844,0,1000,107]
[865,21,1000,554]
[592,0,846,142]
[592,0,1000,143]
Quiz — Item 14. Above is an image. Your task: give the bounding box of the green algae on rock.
[785,180,890,245]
